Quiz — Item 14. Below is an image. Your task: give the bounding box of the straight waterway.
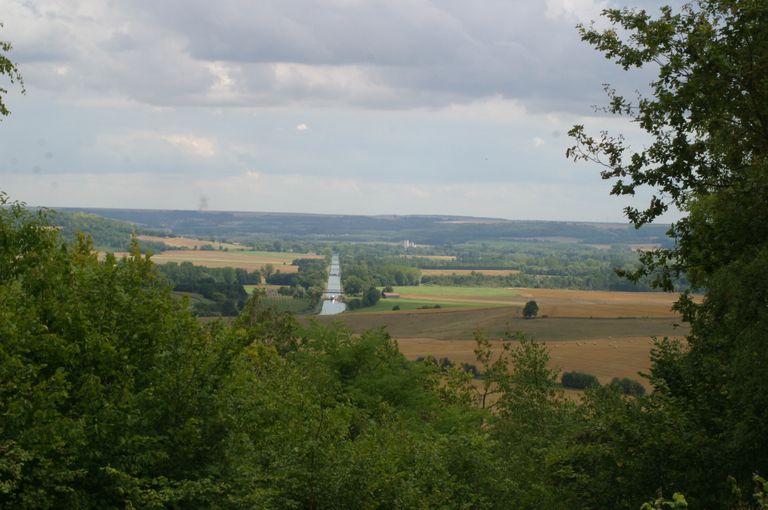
[320,254,346,315]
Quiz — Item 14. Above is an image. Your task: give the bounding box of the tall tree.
[568,0,768,504]
[0,23,23,119]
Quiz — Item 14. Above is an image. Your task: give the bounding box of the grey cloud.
[2,0,674,112]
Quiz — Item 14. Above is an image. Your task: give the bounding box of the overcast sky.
[0,0,678,222]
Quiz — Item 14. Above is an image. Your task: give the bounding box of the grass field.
[128,250,322,272]
[357,298,491,313]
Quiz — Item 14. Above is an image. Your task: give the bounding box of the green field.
[387,286,520,299]
[354,298,487,313]
[347,286,521,313]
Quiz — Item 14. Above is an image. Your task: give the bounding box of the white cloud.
[545,0,608,23]
[295,123,308,131]
[161,134,216,156]
[533,137,546,147]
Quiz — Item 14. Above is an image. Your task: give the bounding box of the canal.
[320,254,346,315]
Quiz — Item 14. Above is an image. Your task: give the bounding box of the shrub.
[523,300,539,319]
[461,363,482,378]
[610,377,646,396]
[562,371,600,389]
[392,305,400,311]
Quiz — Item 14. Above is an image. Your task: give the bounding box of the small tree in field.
[522,300,539,319]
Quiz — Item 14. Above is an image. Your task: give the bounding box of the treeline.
[53,210,135,251]
[51,210,177,254]
[264,257,328,301]
[340,255,420,310]
[62,206,671,246]
[157,262,259,316]
[341,256,421,293]
[421,269,655,291]
[2,200,767,509]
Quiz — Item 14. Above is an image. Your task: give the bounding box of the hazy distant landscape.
[48,207,686,395]
[59,206,673,246]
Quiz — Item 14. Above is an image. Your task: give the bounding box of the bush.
[438,357,454,370]
[346,297,363,310]
[562,371,601,389]
[461,363,482,378]
[523,300,539,319]
[362,286,381,307]
[610,377,646,396]
[392,305,400,311]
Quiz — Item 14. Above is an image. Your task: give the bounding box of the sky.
[0,0,679,222]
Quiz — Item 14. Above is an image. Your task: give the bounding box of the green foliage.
[610,377,646,396]
[52,211,137,252]
[0,24,23,119]
[522,300,539,319]
[341,254,421,292]
[362,286,381,307]
[567,1,768,505]
[0,194,240,507]
[640,492,688,510]
[158,262,251,316]
[562,371,600,390]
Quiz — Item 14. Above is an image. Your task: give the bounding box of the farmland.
[349,285,681,317]
[318,286,687,389]
[397,336,665,388]
[136,234,244,251]
[123,249,322,272]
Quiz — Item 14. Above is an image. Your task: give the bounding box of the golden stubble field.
[396,336,662,387]
[115,249,323,272]
[317,287,690,389]
[136,235,244,251]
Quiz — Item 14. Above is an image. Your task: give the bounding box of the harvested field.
[325,286,690,391]
[366,286,681,318]
[511,287,682,318]
[120,250,321,272]
[398,336,663,388]
[136,235,244,250]
[421,268,520,276]
[315,306,685,341]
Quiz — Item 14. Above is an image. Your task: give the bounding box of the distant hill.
[51,210,135,251]
[56,207,672,247]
